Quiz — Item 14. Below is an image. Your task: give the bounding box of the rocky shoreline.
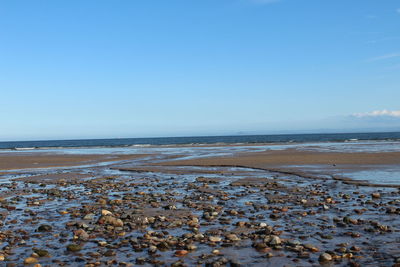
[0,150,399,266]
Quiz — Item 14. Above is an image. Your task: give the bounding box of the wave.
[1,132,400,150]
[344,139,359,142]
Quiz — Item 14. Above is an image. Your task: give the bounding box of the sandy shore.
[2,146,399,171]
[159,149,400,167]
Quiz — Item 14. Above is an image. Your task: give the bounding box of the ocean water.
[1,132,400,150]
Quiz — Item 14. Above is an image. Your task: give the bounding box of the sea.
[1,132,400,150]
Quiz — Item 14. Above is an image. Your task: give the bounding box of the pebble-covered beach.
[0,144,400,267]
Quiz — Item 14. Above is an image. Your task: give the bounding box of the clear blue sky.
[1,0,400,140]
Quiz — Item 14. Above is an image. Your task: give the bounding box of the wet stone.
[32,249,49,257]
[319,252,333,262]
[66,244,82,252]
[37,225,52,232]
[24,257,38,264]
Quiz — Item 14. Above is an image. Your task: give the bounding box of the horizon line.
[1,129,400,143]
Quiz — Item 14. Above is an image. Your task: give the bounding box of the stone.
[174,250,188,257]
[303,244,319,252]
[371,193,381,199]
[37,225,52,232]
[101,209,112,216]
[319,253,333,262]
[209,236,222,242]
[99,215,124,227]
[74,229,89,240]
[33,249,49,257]
[24,257,38,264]
[83,213,95,220]
[226,234,240,241]
[66,244,82,252]
[269,235,281,245]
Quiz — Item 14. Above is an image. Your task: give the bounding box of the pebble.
[1,152,398,267]
[66,244,82,252]
[303,244,319,252]
[371,193,381,198]
[226,234,240,241]
[37,225,52,232]
[32,249,49,257]
[174,250,189,257]
[24,257,38,264]
[266,235,281,246]
[83,213,95,220]
[212,249,220,255]
[101,209,112,216]
[209,236,222,242]
[319,252,333,262]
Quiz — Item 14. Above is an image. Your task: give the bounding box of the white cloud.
[353,110,400,118]
[367,53,400,62]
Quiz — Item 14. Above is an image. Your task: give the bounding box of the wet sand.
[158,149,400,187]
[0,153,147,170]
[159,149,400,167]
[0,146,400,266]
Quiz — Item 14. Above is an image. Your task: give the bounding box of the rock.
[187,244,197,251]
[229,210,238,216]
[74,229,89,240]
[212,249,220,255]
[194,233,204,240]
[99,215,123,227]
[101,209,112,216]
[226,234,240,241]
[37,225,52,232]
[24,257,38,264]
[66,244,82,252]
[98,241,107,246]
[254,242,267,250]
[371,193,381,199]
[319,253,333,262]
[157,242,170,250]
[33,249,49,257]
[350,246,361,252]
[83,213,95,220]
[174,250,188,257]
[236,221,246,227]
[148,245,157,254]
[303,244,319,252]
[287,239,301,247]
[269,235,281,245]
[97,199,107,205]
[209,236,222,242]
[103,250,116,257]
[269,214,281,219]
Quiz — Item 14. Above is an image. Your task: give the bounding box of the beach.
[0,142,399,266]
